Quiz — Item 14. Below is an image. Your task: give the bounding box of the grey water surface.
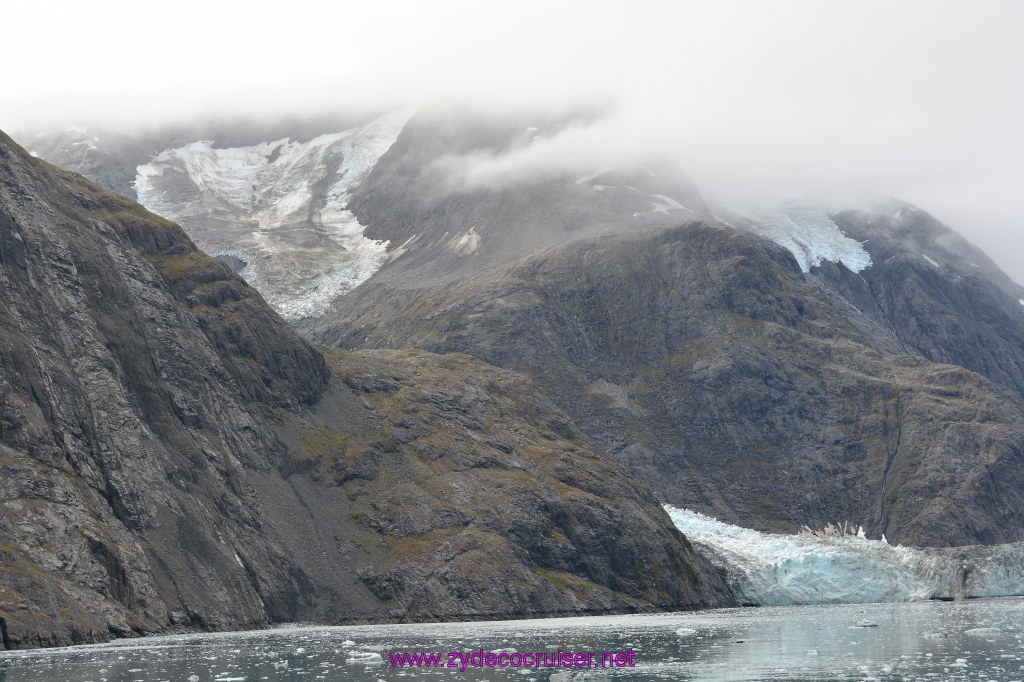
[2,598,1023,681]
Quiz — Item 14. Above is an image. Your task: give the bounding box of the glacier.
[667,506,1024,606]
[134,111,409,321]
[736,203,873,273]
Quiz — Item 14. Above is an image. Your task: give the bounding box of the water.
[2,598,1023,681]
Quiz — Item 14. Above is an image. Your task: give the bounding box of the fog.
[3,0,1023,280]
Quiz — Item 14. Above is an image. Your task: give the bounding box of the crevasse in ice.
[134,112,408,320]
[743,204,873,273]
[667,505,1024,605]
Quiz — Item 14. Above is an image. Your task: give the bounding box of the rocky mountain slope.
[21,111,709,325]
[313,222,1024,548]
[26,112,1024,551]
[0,130,731,649]
[343,111,709,284]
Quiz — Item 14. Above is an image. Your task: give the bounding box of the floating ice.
[965,627,1001,637]
[346,651,383,663]
[667,505,1024,605]
[135,112,409,320]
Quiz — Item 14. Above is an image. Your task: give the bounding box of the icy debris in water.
[295,647,306,654]
[675,628,697,636]
[342,639,356,646]
[966,628,1001,637]
[188,676,199,682]
[346,651,383,663]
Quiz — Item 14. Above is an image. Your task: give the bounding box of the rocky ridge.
[314,221,1024,548]
[0,130,731,649]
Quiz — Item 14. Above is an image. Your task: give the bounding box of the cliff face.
[1,128,328,647]
[316,222,1024,548]
[0,131,728,649]
[823,205,1024,400]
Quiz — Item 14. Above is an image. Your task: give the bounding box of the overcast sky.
[4,0,1023,280]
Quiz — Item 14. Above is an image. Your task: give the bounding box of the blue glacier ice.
[667,506,1024,605]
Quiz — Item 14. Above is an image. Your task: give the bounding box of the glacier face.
[736,204,873,273]
[135,112,408,320]
[667,506,1024,606]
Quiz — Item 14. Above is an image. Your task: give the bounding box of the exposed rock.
[33,114,1024,557]
[0,130,729,649]
[316,222,1024,547]
[271,349,732,622]
[313,110,710,299]
[822,204,1024,400]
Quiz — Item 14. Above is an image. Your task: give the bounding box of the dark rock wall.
[0,130,728,649]
[320,222,1024,547]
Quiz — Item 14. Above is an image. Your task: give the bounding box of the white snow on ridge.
[667,505,1024,606]
[743,205,872,274]
[134,111,409,320]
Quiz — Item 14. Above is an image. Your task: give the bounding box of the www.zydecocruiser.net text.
[388,649,637,670]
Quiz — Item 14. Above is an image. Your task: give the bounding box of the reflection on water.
[1,598,1023,681]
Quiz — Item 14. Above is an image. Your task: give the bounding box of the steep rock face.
[317,222,1024,547]
[0,130,331,647]
[0,129,330,647]
[338,111,709,288]
[820,205,1024,400]
[0,131,728,649]
[270,349,732,622]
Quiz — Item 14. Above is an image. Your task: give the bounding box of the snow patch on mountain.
[742,205,873,273]
[134,112,409,320]
[667,506,1024,605]
[449,227,482,255]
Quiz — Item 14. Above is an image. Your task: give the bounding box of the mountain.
[26,111,1024,550]
[22,111,709,325]
[313,220,1024,547]
[0,130,731,649]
